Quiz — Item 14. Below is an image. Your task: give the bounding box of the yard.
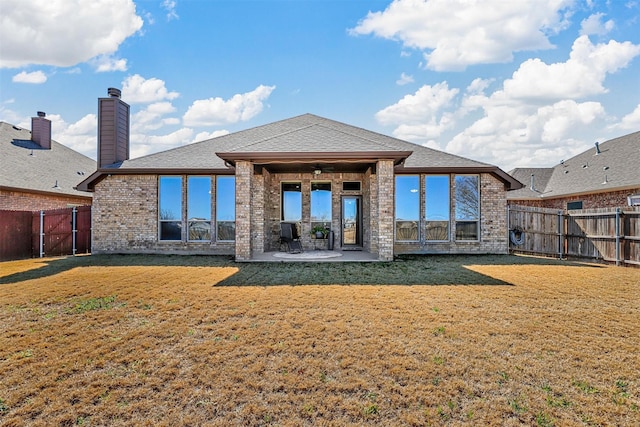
[0,254,638,426]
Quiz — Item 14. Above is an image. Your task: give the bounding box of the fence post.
[72,207,77,256]
[39,210,45,258]
[557,210,564,259]
[615,207,621,266]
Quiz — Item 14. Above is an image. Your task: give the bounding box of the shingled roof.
[0,121,96,199]
[508,130,640,200]
[79,114,521,191]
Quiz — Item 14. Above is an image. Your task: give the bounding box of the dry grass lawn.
[0,254,638,426]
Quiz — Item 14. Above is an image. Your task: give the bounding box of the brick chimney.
[31,111,51,149]
[98,87,130,168]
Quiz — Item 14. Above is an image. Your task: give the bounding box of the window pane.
[395,176,420,241]
[188,177,211,220]
[160,221,182,240]
[455,175,479,221]
[455,221,479,240]
[159,176,182,221]
[425,175,450,241]
[216,176,235,241]
[188,176,211,241]
[455,175,479,241]
[311,183,331,231]
[282,182,302,222]
[159,176,182,241]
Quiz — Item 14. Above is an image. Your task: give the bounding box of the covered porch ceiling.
[215,150,413,174]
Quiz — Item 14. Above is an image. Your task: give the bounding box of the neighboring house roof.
[508,130,640,200]
[0,121,96,199]
[78,114,522,191]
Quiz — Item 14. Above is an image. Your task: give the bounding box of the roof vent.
[53,180,60,189]
[37,111,46,118]
[107,87,121,98]
[530,174,536,192]
[595,141,601,155]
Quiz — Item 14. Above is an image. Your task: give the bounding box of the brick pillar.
[377,160,395,261]
[251,171,265,254]
[235,161,252,261]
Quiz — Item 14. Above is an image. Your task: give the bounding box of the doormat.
[272,251,343,260]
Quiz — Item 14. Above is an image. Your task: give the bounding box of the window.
[159,176,182,241]
[567,201,583,210]
[455,175,479,241]
[311,182,331,233]
[342,181,361,192]
[425,175,450,241]
[395,175,420,241]
[187,176,211,241]
[282,182,302,221]
[216,176,235,241]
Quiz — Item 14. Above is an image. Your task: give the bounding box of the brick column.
[251,171,265,254]
[377,159,395,261]
[235,161,252,261]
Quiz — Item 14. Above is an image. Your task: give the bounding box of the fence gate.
[508,205,640,267]
[0,207,91,261]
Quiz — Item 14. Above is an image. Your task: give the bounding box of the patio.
[246,250,380,262]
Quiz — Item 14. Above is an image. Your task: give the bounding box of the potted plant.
[311,225,327,239]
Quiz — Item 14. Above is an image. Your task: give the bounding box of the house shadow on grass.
[0,253,604,287]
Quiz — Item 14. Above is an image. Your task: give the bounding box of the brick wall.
[263,170,372,253]
[234,161,252,261]
[509,188,640,210]
[92,174,234,255]
[393,173,509,255]
[377,160,395,261]
[0,189,91,211]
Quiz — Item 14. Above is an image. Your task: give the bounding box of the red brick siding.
[0,189,91,211]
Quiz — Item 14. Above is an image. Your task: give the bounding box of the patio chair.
[280,222,303,253]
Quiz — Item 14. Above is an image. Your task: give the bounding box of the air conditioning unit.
[628,194,640,206]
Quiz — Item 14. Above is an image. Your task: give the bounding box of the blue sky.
[1,0,639,171]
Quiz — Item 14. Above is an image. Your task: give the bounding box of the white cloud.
[350,0,574,71]
[130,128,194,158]
[92,55,128,72]
[609,104,640,130]
[396,72,414,85]
[131,102,179,132]
[183,85,276,126]
[0,0,143,68]
[194,130,230,142]
[376,33,638,169]
[49,113,98,159]
[163,0,179,21]
[580,13,615,36]
[12,70,47,84]
[503,36,640,100]
[376,83,459,142]
[121,74,179,104]
[376,82,458,125]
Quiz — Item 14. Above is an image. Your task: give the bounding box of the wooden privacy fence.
[0,206,91,261]
[508,204,640,266]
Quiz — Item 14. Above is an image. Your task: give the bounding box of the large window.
[425,175,450,241]
[311,182,331,233]
[159,176,183,241]
[187,176,211,241]
[282,182,302,222]
[455,175,479,241]
[395,175,420,241]
[216,176,236,241]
